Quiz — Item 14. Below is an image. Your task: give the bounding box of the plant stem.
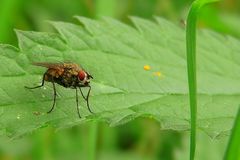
[186,0,220,159]
[224,107,240,160]
[88,120,98,160]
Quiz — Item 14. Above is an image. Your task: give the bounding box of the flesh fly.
[25,62,93,118]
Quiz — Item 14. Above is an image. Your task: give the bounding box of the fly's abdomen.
[57,71,78,88]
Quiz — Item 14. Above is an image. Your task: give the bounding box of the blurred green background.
[0,0,239,160]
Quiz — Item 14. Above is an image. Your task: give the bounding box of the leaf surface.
[0,17,239,138]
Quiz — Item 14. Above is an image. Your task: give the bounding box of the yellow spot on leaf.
[144,65,151,71]
[153,72,162,77]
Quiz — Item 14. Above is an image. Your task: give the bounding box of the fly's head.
[77,70,93,86]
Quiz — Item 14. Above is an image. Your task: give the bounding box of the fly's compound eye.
[78,70,86,81]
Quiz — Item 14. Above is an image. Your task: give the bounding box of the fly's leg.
[76,88,81,118]
[86,86,93,113]
[25,74,46,89]
[79,87,87,100]
[79,86,93,113]
[47,82,56,113]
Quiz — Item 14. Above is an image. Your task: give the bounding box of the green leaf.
[0,17,239,138]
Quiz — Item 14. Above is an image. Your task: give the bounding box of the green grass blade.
[186,0,220,159]
[224,107,240,160]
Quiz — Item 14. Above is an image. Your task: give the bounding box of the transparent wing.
[32,62,64,69]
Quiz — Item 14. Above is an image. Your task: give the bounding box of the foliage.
[0,16,239,138]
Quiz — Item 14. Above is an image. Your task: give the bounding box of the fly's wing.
[32,62,64,69]
[32,62,66,78]
[32,62,82,77]
[62,60,83,70]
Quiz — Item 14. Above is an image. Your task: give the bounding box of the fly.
[25,62,93,118]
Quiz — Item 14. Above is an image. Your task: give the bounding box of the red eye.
[78,70,86,81]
